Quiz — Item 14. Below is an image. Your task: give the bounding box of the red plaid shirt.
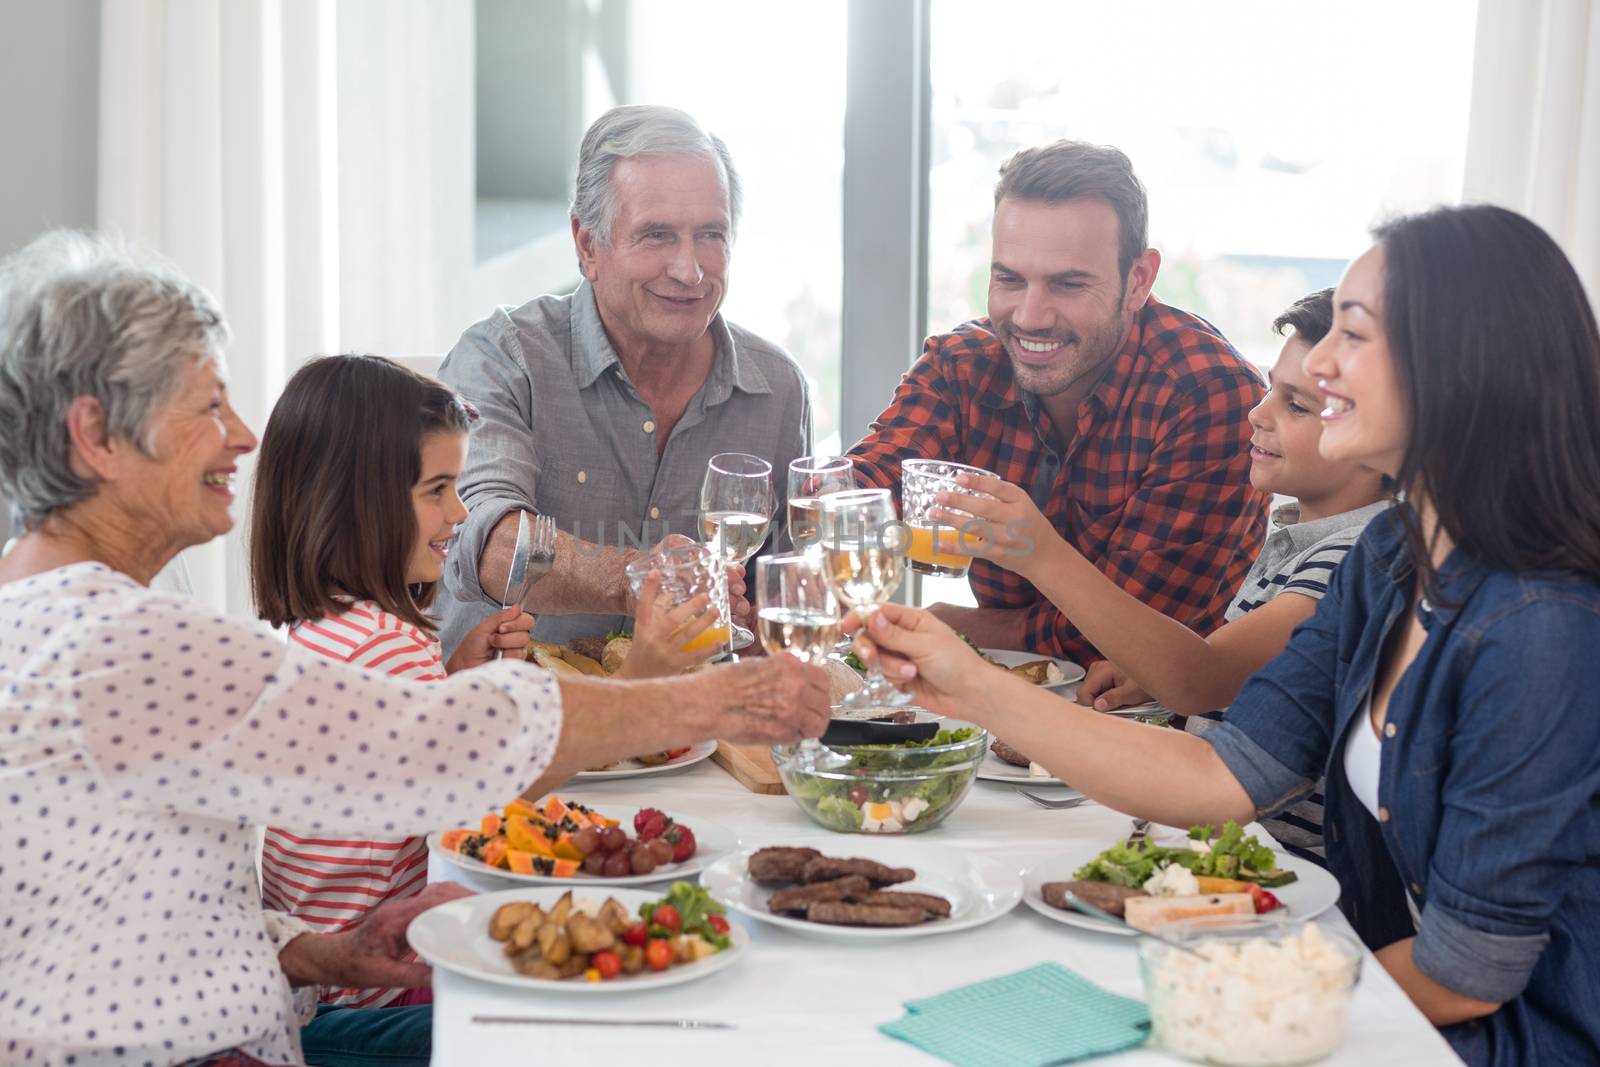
[848,296,1269,664]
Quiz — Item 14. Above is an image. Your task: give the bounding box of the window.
[918,0,1476,612]
[471,0,847,452]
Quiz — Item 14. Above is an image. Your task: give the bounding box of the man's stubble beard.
[1007,286,1130,399]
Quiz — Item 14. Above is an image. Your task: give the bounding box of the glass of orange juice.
[623,544,730,656]
[900,458,1000,577]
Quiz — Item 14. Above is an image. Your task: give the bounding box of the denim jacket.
[1204,509,1600,1066]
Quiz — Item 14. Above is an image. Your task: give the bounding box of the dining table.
[425,754,1464,1066]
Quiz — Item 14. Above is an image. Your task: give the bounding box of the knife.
[472,1015,735,1030]
[819,719,939,746]
[496,510,532,660]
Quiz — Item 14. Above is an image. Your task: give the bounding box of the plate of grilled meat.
[700,844,1023,941]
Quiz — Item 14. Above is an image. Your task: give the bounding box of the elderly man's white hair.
[0,230,229,533]
[570,104,742,249]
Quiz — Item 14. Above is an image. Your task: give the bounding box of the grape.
[582,850,607,876]
[599,826,628,853]
[628,843,658,876]
[571,826,601,854]
[601,850,633,878]
[646,838,674,865]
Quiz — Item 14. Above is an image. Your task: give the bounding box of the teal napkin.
[879,962,1150,1067]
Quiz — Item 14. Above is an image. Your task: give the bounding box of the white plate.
[407,885,747,993]
[975,749,1075,788]
[979,649,1086,689]
[1021,842,1340,937]
[701,844,1023,942]
[575,741,718,781]
[428,809,739,887]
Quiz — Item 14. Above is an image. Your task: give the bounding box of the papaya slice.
[505,849,537,875]
[504,815,556,857]
[440,828,472,852]
[540,796,571,823]
[481,813,503,836]
[550,858,580,878]
[552,839,585,862]
[481,838,510,868]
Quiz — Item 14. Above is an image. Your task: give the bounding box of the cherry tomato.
[1252,887,1282,914]
[847,786,868,805]
[707,914,730,935]
[651,904,682,933]
[591,949,622,980]
[621,922,647,946]
[644,938,674,971]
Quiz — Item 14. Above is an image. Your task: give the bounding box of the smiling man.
[437,106,811,654]
[849,140,1268,663]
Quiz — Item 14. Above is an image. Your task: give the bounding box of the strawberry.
[634,807,670,841]
[664,823,696,863]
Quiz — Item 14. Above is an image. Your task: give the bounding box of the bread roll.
[1123,892,1256,932]
[601,637,632,673]
[561,649,609,677]
[529,646,582,676]
[823,657,868,706]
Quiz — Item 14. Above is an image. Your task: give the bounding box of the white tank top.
[1343,691,1384,819]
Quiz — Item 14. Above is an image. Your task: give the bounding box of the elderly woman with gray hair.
[0,231,829,1067]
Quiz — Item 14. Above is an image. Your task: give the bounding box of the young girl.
[855,205,1600,1066]
[248,354,718,1064]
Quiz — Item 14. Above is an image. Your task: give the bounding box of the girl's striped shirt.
[261,598,446,1007]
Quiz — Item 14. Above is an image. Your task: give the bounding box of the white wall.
[0,0,101,544]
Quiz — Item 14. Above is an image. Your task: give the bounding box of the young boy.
[937,288,1389,858]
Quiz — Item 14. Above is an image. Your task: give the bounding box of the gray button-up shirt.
[436,281,811,652]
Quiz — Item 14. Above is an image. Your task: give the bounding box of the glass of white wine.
[700,453,776,655]
[755,553,840,665]
[818,488,910,709]
[786,455,855,551]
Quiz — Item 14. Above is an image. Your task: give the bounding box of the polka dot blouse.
[0,563,563,1066]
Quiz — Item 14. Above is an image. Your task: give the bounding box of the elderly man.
[849,140,1269,664]
[439,105,812,653]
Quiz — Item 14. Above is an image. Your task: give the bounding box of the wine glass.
[786,455,855,551]
[901,458,1001,578]
[818,488,910,709]
[755,553,840,665]
[699,453,776,655]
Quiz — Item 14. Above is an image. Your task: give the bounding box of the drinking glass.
[623,544,731,656]
[900,458,1000,578]
[786,455,855,551]
[700,453,775,655]
[755,553,841,665]
[818,488,910,708]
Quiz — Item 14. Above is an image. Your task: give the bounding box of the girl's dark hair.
[250,355,477,632]
[1375,204,1600,590]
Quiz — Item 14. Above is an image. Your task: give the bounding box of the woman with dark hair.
[848,204,1600,1066]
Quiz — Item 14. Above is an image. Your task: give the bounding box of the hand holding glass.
[624,544,730,656]
[901,458,1000,578]
[819,488,910,708]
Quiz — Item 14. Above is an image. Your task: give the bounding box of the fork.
[1018,790,1088,810]
[526,512,557,588]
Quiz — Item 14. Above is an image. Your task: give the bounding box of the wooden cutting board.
[712,741,786,794]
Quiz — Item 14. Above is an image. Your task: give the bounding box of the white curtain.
[1464,0,1600,306]
[95,0,455,615]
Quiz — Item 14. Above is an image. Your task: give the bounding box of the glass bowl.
[771,720,988,833]
[1137,916,1363,1066]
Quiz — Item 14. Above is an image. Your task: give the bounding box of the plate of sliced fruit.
[407,882,747,992]
[576,740,718,780]
[430,796,738,887]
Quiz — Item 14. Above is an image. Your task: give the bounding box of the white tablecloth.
[426,758,1462,1067]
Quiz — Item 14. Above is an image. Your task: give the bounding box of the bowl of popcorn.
[1137,916,1363,1066]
